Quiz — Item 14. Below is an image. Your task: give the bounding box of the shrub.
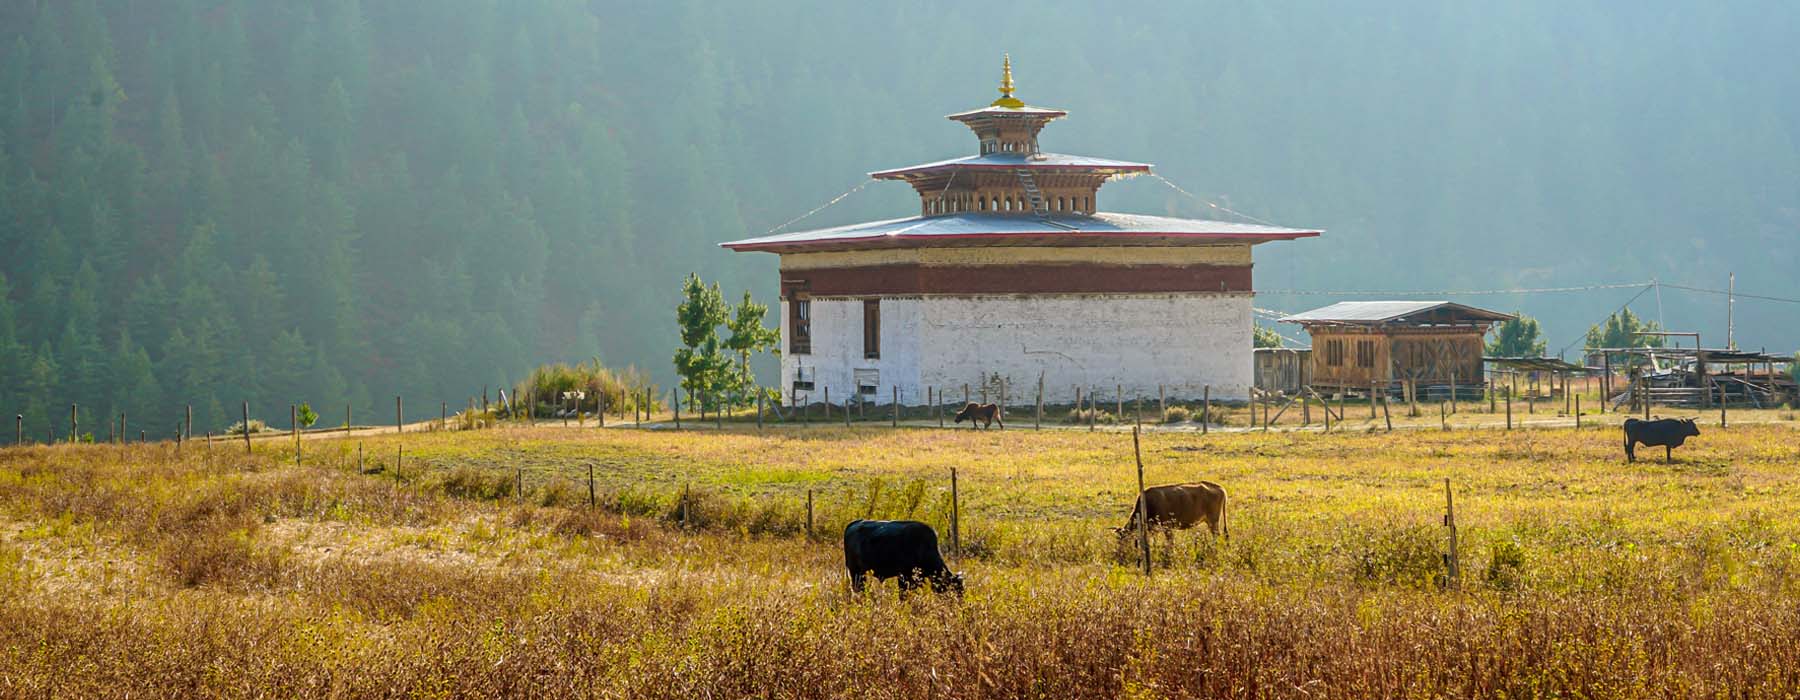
[435,467,514,501]
[1162,406,1192,423]
[1063,408,1118,424]
[1486,537,1527,591]
[225,419,267,436]
[515,360,658,419]
[1347,522,1444,588]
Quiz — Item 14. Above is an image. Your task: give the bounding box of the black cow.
[1623,417,1701,463]
[843,519,964,595]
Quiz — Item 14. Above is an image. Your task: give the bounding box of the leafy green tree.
[1253,324,1283,348]
[673,273,728,408]
[1585,308,1664,352]
[296,402,318,429]
[1486,313,1547,357]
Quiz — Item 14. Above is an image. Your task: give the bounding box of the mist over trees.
[2,1,1796,436]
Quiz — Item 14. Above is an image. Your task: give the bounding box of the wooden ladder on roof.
[1014,168,1050,217]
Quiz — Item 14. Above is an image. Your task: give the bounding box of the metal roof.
[870,152,1151,179]
[1484,357,1591,373]
[945,104,1068,120]
[721,212,1321,252]
[1280,301,1515,325]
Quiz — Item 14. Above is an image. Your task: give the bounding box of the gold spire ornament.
[991,54,1024,108]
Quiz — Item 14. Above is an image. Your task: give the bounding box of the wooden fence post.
[1089,387,1098,431]
[1133,426,1150,576]
[1302,391,1312,426]
[963,384,970,407]
[516,466,524,502]
[442,401,448,431]
[185,404,193,440]
[1202,385,1210,435]
[845,390,852,427]
[242,402,251,453]
[69,404,77,444]
[1135,396,1142,428]
[1035,371,1045,430]
[1575,395,1582,428]
[892,385,898,427]
[806,488,815,538]
[14,414,20,446]
[673,391,682,429]
[1720,380,1728,428]
[291,404,299,465]
[938,387,945,428]
[1443,478,1459,590]
[1382,393,1393,431]
[1439,397,1447,431]
[1115,384,1123,421]
[1505,387,1513,430]
[824,386,831,420]
[756,391,764,432]
[716,392,723,429]
[588,463,596,508]
[396,396,403,435]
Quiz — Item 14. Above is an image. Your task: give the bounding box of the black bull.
[1623,417,1701,462]
[843,520,964,594]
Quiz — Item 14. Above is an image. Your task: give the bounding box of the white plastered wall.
[782,293,1253,406]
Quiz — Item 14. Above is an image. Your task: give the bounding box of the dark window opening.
[790,298,811,355]
[1356,340,1375,368]
[1325,339,1345,367]
[862,299,880,359]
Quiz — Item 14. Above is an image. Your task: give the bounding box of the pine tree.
[722,290,779,405]
[673,273,728,407]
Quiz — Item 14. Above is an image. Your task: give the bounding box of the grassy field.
[4,417,1800,697]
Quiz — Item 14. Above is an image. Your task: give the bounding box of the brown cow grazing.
[953,402,1003,430]
[1115,482,1228,539]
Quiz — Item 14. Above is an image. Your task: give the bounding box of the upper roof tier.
[720,212,1320,252]
[1281,301,1515,327]
[870,152,1150,181]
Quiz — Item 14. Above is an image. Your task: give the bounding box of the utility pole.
[1727,272,1736,350]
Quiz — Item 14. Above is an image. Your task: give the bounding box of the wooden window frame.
[789,297,811,355]
[862,299,880,359]
[1356,339,1376,368]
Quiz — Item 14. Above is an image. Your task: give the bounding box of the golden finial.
[991,53,1024,108]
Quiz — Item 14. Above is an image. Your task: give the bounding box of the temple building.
[721,57,1320,405]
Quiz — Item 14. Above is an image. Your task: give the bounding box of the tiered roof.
[723,56,1320,253]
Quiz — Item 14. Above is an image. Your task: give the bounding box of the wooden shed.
[1253,348,1311,395]
[1280,301,1514,391]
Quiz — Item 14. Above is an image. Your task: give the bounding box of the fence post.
[756,391,764,432]
[1505,387,1513,430]
[950,467,960,565]
[1372,382,1380,419]
[1135,396,1142,427]
[716,392,723,429]
[588,463,596,508]
[1202,385,1210,435]
[1035,371,1045,430]
[14,414,20,446]
[442,401,448,431]
[1116,384,1123,421]
[938,387,945,428]
[1089,387,1097,431]
[1720,380,1728,428]
[1443,477,1459,590]
[1488,379,1496,413]
[892,386,899,427]
[674,391,682,429]
[516,467,524,502]
[186,404,193,440]
[963,384,970,407]
[1382,393,1393,431]
[396,396,404,435]
[1323,392,1332,432]
[1575,395,1581,428]
[1158,385,1166,423]
[1133,426,1150,576]
[242,402,251,453]
[806,488,815,538]
[845,390,852,427]
[69,404,77,444]
[1439,398,1447,431]
[291,404,299,466]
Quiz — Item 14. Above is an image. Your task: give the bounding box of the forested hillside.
[2,1,1796,435]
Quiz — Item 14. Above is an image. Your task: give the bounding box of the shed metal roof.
[945,104,1068,120]
[721,212,1321,252]
[870,152,1151,179]
[1280,301,1515,325]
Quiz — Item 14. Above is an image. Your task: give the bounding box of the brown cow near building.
[953,402,1003,430]
[1115,482,1228,538]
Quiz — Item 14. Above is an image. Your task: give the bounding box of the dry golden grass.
[3,419,1800,697]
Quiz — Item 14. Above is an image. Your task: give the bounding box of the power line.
[1658,282,1800,305]
[1149,174,1281,226]
[762,179,873,235]
[1555,283,1657,358]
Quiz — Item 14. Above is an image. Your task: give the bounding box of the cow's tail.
[1220,490,1229,541]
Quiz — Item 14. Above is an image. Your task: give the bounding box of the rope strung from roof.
[762,179,874,236]
[1148,173,1280,226]
[1553,283,1657,358]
